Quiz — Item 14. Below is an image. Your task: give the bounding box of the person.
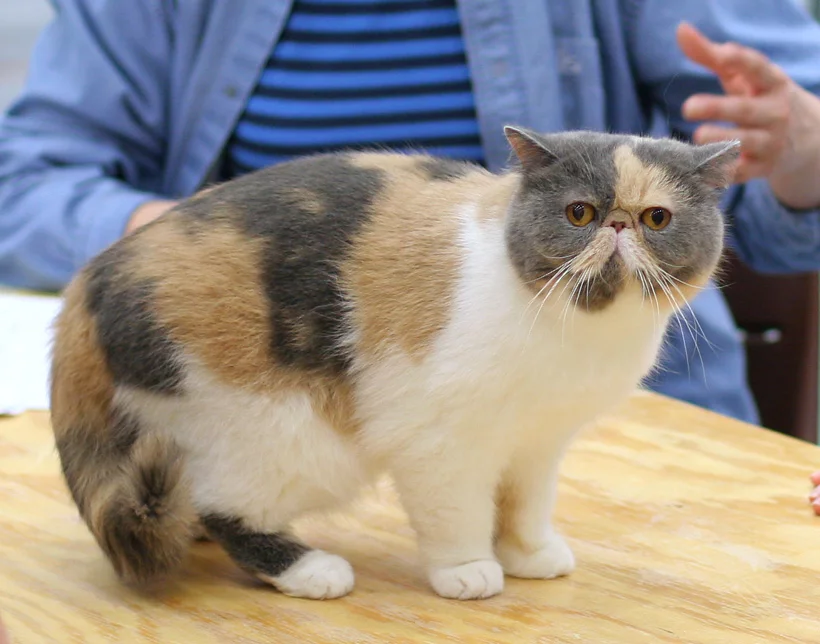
[811,472,820,514]
[2,0,820,428]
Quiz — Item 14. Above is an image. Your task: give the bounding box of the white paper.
[0,291,62,415]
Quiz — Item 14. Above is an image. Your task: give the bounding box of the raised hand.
[678,22,820,210]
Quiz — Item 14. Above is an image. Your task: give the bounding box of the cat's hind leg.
[129,381,366,599]
[202,514,354,599]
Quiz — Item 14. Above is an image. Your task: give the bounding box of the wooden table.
[2,392,819,643]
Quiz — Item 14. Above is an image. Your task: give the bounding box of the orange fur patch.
[613,145,678,214]
[130,210,361,434]
[132,214,274,390]
[50,272,121,521]
[50,273,114,440]
[474,173,520,223]
[344,156,500,359]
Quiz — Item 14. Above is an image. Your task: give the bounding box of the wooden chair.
[721,253,818,442]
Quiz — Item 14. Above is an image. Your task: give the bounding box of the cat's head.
[503,126,739,312]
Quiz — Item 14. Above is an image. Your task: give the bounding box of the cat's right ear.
[504,126,559,171]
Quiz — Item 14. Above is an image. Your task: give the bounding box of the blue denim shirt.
[3,0,820,423]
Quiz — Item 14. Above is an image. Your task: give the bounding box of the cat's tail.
[49,274,196,585]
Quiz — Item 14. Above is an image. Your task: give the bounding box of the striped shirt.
[225,0,484,177]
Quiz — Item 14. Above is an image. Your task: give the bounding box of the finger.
[677,22,786,93]
[693,125,773,159]
[683,94,787,127]
[717,43,787,93]
[677,22,723,74]
[732,159,772,184]
[811,471,820,486]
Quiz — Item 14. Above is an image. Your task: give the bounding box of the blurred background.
[3,0,820,443]
[0,1,51,111]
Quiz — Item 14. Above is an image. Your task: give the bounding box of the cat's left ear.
[694,140,741,189]
[504,125,559,170]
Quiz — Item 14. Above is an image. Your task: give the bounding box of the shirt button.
[224,85,239,98]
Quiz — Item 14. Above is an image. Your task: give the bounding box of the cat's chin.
[570,252,665,313]
[575,273,626,312]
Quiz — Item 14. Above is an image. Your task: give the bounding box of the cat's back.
[56,151,495,395]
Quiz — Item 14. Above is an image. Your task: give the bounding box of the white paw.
[496,532,575,579]
[260,550,355,600]
[429,560,504,600]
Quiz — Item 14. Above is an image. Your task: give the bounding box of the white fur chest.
[354,212,669,451]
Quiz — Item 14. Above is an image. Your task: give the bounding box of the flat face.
[505,129,734,312]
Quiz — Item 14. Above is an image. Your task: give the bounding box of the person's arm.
[0,0,177,291]
[629,0,820,274]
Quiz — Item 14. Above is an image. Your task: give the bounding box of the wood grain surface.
[1,392,819,643]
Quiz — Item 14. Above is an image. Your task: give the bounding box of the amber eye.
[640,207,672,231]
[566,202,596,227]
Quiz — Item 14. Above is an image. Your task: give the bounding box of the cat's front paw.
[496,532,575,579]
[429,560,504,600]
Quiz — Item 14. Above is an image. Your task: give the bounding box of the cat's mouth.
[543,231,642,312]
[565,230,688,312]
[530,228,691,313]
[571,254,628,311]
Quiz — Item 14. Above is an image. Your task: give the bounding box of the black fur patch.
[195,154,384,375]
[100,449,188,582]
[56,410,142,512]
[86,249,183,394]
[109,408,142,456]
[418,157,474,181]
[201,514,309,578]
[579,255,627,311]
[55,431,90,510]
[101,504,159,579]
[132,454,177,520]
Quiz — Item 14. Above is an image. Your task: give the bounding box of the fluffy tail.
[50,275,196,584]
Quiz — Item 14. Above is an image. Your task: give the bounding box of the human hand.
[0,614,9,644]
[810,471,820,515]
[678,22,820,210]
[125,199,179,234]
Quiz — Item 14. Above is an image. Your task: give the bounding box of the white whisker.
[560,268,589,344]
[660,271,709,292]
[523,266,562,285]
[519,259,577,324]
[520,259,579,351]
[650,265,708,382]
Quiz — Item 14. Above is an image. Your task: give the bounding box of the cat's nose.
[604,212,633,233]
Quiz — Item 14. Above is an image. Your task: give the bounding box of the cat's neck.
[444,202,669,393]
[473,171,521,224]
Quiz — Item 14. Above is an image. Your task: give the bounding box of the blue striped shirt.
[225,0,484,176]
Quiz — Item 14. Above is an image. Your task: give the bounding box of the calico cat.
[50,126,738,600]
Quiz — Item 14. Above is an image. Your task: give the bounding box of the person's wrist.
[767,86,820,211]
[125,199,178,234]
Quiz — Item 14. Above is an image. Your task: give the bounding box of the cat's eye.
[640,207,672,231]
[566,202,596,227]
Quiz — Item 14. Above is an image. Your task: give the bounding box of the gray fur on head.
[503,126,739,311]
